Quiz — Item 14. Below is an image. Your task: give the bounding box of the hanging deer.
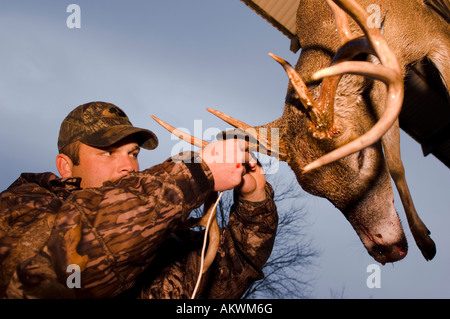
[153,0,449,265]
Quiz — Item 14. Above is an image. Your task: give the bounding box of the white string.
[191,191,223,299]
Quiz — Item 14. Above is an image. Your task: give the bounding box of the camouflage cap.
[58,101,158,152]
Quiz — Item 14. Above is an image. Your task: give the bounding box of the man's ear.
[56,153,74,178]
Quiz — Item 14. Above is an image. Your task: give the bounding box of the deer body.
[261,0,448,263]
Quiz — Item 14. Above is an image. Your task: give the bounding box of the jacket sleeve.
[206,183,278,298]
[48,152,216,298]
[133,183,278,299]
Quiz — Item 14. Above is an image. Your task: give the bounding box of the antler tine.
[301,0,404,173]
[206,107,286,158]
[151,115,208,148]
[206,107,262,147]
[269,53,316,111]
[269,53,339,138]
[326,0,353,44]
[326,0,377,62]
[313,61,397,84]
[206,107,253,130]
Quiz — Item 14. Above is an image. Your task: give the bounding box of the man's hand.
[237,161,267,202]
[200,139,257,192]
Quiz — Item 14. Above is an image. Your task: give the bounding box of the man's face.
[71,136,140,188]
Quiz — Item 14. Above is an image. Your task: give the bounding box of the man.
[0,101,278,299]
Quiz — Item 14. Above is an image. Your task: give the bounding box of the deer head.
[206,0,449,264]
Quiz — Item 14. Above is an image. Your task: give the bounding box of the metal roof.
[240,0,301,52]
[240,0,450,168]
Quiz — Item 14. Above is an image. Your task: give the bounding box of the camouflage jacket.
[0,153,278,299]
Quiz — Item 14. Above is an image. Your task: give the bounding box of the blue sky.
[1,1,449,298]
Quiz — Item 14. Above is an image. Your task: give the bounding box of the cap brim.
[81,125,158,150]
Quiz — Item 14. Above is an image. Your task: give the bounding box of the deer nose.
[370,240,408,265]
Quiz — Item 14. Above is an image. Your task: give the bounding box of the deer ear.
[56,153,74,178]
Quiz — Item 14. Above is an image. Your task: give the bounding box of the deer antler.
[301,0,404,172]
[151,115,208,148]
[206,108,287,159]
[268,53,340,140]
